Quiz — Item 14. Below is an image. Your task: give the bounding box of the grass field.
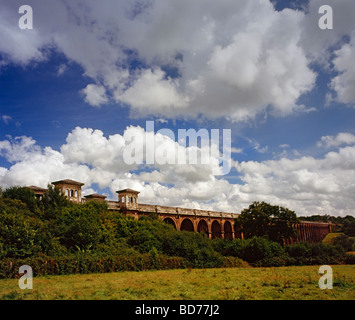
[0,265,354,300]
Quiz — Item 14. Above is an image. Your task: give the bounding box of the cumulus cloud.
[61,124,227,178]
[2,0,345,121]
[1,127,355,216]
[317,132,355,148]
[0,136,40,163]
[0,2,46,64]
[119,68,190,113]
[0,124,228,194]
[330,31,355,105]
[81,84,109,107]
[233,145,355,216]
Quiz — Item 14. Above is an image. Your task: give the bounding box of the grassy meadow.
[0,265,354,300]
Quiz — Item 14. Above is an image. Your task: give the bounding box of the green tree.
[2,186,39,213]
[333,234,355,251]
[57,202,102,251]
[236,201,299,244]
[242,236,286,263]
[342,216,355,237]
[42,184,72,218]
[0,198,43,258]
[127,228,161,253]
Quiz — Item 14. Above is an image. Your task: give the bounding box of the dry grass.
[0,265,354,300]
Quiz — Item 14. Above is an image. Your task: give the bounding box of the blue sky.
[0,0,354,216]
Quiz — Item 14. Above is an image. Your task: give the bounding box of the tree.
[342,216,355,237]
[57,202,102,251]
[333,234,355,251]
[2,186,39,213]
[236,201,299,244]
[0,198,42,258]
[42,184,72,218]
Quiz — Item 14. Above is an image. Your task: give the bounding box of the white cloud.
[0,0,325,121]
[317,132,355,148]
[81,84,108,107]
[247,138,269,154]
[300,0,355,61]
[1,115,12,124]
[1,127,355,216]
[298,0,355,106]
[1,0,354,118]
[330,31,355,105]
[231,147,243,154]
[119,68,190,113]
[233,144,355,215]
[0,136,40,163]
[57,64,67,76]
[0,2,46,65]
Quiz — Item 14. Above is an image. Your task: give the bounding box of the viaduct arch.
[162,215,238,239]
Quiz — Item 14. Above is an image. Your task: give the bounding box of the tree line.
[0,186,354,278]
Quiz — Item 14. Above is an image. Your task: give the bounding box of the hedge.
[0,253,189,279]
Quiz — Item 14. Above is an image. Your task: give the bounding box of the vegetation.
[235,201,299,244]
[0,265,354,300]
[0,186,354,279]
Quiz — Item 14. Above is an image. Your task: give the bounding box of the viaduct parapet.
[28,179,331,243]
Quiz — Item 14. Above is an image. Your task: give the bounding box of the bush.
[127,229,161,253]
[57,204,103,251]
[2,186,39,213]
[241,236,287,264]
[0,253,189,279]
[333,234,355,252]
[0,199,44,259]
[255,256,290,267]
[222,256,249,268]
[344,253,355,264]
[159,230,225,268]
[286,242,312,258]
[285,242,346,265]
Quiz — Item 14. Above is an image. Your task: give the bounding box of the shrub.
[0,253,189,279]
[255,256,290,267]
[344,253,355,265]
[222,256,249,268]
[333,234,355,252]
[127,229,161,253]
[58,205,102,251]
[286,242,312,258]
[2,186,39,213]
[0,199,44,259]
[159,230,225,268]
[285,242,346,265]
[241,236,287,264]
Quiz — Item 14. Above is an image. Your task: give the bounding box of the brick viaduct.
[104,186,331,243]
[29,179,332,243]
